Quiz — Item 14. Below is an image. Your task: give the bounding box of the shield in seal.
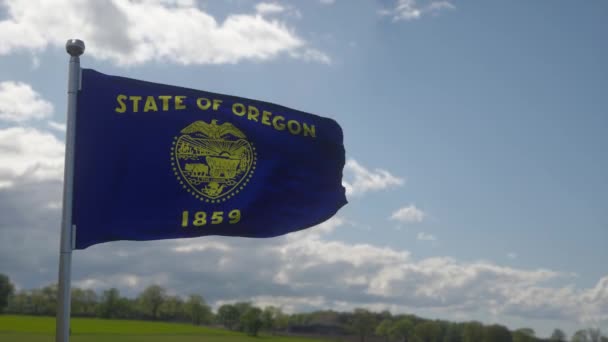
[171,119,256,203]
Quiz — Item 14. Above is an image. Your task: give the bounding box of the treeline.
[0,274,606,341]
[5,284,214,325]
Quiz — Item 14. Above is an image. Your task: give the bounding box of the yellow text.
[115,95,188,113]
[181,209,241,228]
[231,103,316,138]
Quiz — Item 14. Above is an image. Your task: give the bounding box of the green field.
[0,315,325,342]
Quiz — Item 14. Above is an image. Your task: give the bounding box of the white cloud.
[342,159,404,197]
[289,48,331,65]
[417,232,436,241]
[319,0,335,5]
[0,0,329,65]
[427,1,455,12]
[507,252,518,260]
[255,2,285,15]
[0,82,53,122]
[45,200,62,210]
[285,216,345,241]
[47,121,66,132]
[0,127,65,188]
[391,205,425,223]
[394,0,422,20]
[74,273,152,290]
[173,241,231,253]
[192,228,607,329]
[381,0,455,21]
[230,295,326,314]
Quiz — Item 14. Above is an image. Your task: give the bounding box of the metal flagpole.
[56,38,85,342]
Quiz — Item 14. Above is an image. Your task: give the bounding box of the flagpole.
[56,39,85,342]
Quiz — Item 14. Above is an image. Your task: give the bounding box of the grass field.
[0,315,326,342]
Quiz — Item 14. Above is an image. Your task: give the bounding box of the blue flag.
[72,69,347,249]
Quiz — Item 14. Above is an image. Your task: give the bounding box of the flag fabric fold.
[73,69,346,249]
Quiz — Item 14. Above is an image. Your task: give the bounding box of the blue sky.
[0,0,607,338]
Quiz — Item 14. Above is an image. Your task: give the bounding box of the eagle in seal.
[181,120,246,139]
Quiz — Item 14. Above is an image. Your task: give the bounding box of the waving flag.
[72,69,347,249]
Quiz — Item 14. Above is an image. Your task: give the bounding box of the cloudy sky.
[1,0,607,338]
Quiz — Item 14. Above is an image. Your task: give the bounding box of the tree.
[97,288,134,319]
[587,329,602,342]
[233,302,253,316]
[414,321,442,342]
[217,304,240,330]
[261,306,286,333]
[376,319,393,342]
[517,328,535,337]
[379,310,393,321]
[351,308,377,342]
[159,295,185,321]
[32,284,58,316]
[462,322,484,342]
[443,323,463,342]
[513,328,535,342]
[390,318,415,342]
[241,307,263,336]
[549,329,567,342]
[71,288,98,317]
[82,289,98,316]
[138,285,166,319]
[0,274,14,313]
[233,302,253,330]
[288,312,309,327]
[572,330,590,342]
[28,290,45,315]
[185,294,211,325]
[482,324,512,342]
[98,288,121,318]
[6,291,29,314]
[572,330,607,342]
[261,307,274,332]
[273,308,289,332]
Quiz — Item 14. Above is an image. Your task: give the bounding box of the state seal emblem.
[171,119,256,203]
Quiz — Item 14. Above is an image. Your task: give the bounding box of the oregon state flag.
[73,69,347,249]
